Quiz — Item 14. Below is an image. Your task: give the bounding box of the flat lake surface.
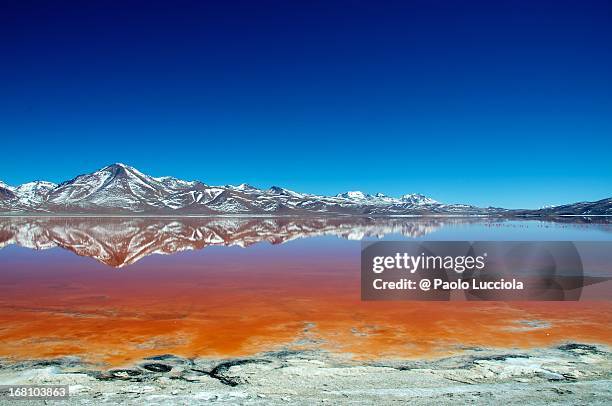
[1,217,611,367]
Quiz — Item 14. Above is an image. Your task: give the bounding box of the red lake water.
[1,217,611,367]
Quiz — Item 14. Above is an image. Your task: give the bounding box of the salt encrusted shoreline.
[1,343,610,405]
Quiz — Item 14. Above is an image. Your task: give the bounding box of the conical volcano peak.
[102,163,139,175]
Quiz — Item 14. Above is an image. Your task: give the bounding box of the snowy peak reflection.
[2,216,607,268]
[0,217,465,267]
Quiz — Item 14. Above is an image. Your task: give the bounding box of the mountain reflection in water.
[1,216,611,267]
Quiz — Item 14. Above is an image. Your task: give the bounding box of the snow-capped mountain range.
[0,163,482,215]
[0,163,610,215]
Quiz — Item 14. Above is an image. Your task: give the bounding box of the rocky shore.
[1,343,610,405]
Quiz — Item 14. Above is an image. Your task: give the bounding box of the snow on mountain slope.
[337,191,368,200]
[6,164,454,215]
[0,181,14,191]
[46,163,169,209]
[230,183,259,192]
[154,176,199,191]
[516,197,612,216]
[0,181,17,201]
[14,181,57,205]
[2,163,603,215]
[268,186,304,198]
[401,193,438,206]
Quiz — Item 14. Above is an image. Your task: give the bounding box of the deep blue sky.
[1,0,610,208]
